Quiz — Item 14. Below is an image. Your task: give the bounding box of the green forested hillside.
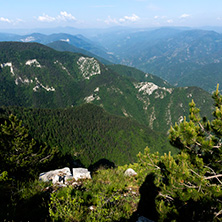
[0,42,213,133]
[108,64,171,87]
[0,104,175,167]
[177,62,222,92]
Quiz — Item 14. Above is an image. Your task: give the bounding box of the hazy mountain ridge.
[93,28,222,92]
[0,32,117,63]
[47,40,112,65]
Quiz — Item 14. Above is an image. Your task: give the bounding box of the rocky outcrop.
[39,167,91,184]
[124,168,137,177]
[39,167,72,184]
[73,168,91,181]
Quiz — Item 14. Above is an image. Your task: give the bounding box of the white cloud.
[104,16,118,24]
[119,14,140,22]
[167,19,173,24]
[38,14,56,22]
[58,11,76,21]
[154,15,167,19]
[104,14,140,25]
[37,11,76,23]
[0,17,11,23]
[180,14,191,19]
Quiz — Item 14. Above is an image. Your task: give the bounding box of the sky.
[1,0,222,30]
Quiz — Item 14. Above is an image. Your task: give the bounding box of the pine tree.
[138,85,222,221]
[0,114,56,180]
[0,114,57,220]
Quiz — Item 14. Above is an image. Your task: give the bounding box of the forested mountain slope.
[0,42,213,132]
[0,104,175,166]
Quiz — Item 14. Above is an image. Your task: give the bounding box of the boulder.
[64,175,74,184]
[39,167,72,184]
[124,168,137,177]
[72,168,91,181]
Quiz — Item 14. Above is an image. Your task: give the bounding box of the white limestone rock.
[25,59,41,68]
[77,56,101,80]
[64,175,74,184]
[39,167,72,184]
[1,62,15,76]
[124,168,137,177]
[72,168,91,181]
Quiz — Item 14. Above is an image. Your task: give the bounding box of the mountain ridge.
[0,41,213,133]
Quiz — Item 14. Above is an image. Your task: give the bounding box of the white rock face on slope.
[77,56,101,80]
[54,60,71,76]
[60,38,70,42]
[15,76,34,85]
[25,59,41,68]
[84,87,101,103]
[33,77,55,92]
[134,82,173,96]
[20,36,35,42]
[134,82,159,95]
[1,62,15,76]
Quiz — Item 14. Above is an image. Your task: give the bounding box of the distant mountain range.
[0,41,213,133]
[0,32,117,63]
[47,41,112,65]
[93,28,222,92]
[1,28,222,92]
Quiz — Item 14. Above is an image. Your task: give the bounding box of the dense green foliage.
[49,168,139,222]
[0,114,57,180]
[0,114,57,221]
[0,104,175,167]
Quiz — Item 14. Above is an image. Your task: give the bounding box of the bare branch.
[205,166,222,185]
[214,209,222,219]
[158,192,174,201]
[204,174,222,180]
[39,154,52,163]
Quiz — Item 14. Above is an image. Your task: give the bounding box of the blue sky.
[1,0,222,29]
